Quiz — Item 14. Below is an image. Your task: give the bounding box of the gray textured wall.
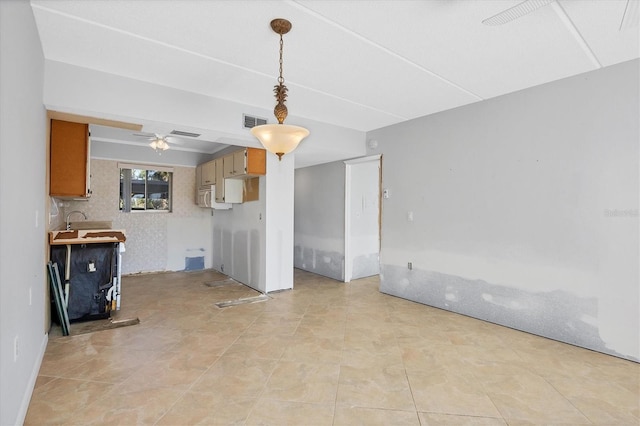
[294,161,346,281]
[0,2,48,424]
[368,59,639,362]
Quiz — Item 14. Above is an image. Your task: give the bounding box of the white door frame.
[344,154,381,282]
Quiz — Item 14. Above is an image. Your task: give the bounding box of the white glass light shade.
[150,139,169,151]
[251,123,309,160]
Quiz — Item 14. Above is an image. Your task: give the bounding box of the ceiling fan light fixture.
[149,137,169,152]
[251,18,309,161]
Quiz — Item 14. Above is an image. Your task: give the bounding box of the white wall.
[294,161,346,281]
[212,178,266,291]
[368,59,639,361]
[0,2,48,424]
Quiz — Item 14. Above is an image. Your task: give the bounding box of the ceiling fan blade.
[620,0,639,31]
[482,0,555,26]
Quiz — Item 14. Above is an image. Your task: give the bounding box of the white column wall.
[210,154,294,294]
[264,154,295,292]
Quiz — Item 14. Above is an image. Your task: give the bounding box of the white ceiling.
[30,0,639,160]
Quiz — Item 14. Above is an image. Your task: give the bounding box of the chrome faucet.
[65,210,87,230]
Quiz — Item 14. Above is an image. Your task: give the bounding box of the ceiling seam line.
[552,1,602,69]
[33,3,407,122]
[287,0,484,101]
[31,4,272,78]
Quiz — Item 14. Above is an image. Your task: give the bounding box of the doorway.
[344,155,381,282]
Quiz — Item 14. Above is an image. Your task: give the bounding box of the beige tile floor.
[26,269,639,425]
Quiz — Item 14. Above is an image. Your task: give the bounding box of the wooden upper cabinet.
[223,148,266,178]
[201,160,216,187]
[223,151,242,178]
[245,148,266,176]
[50,119,91,198]
[198,147,266,204]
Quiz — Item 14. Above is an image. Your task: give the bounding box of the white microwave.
[197,186,232,210]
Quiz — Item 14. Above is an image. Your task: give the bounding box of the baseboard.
[15,332,48,426]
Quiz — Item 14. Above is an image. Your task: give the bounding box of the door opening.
[344,155,381,282]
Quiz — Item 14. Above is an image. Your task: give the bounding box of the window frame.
[118,163,174,213]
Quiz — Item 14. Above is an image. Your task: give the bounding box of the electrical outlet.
[88,260,96,273]
[14,336,19,362]
[408,262,413,270]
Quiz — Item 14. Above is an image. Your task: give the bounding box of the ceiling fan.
[482,0,638,30]
[133,132,173,152]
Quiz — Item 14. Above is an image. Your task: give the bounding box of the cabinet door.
[50,119,90,198]
[223,151,247,178]
[224,179,243,203]
[222,154,235,178]
[233,150,246,175]
[195,165,202,202]
[214,158,225,203]
[201,160,216,186]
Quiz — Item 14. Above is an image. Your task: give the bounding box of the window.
[119,164,173,212]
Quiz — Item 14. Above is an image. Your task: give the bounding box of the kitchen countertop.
[49,229,126,245]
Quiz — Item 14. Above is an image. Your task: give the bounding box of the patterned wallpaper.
[62,159,211,274]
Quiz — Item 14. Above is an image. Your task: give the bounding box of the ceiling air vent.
[169,130,201,138]
[243,114,268,129]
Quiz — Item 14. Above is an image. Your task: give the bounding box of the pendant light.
[251,19,309,161]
